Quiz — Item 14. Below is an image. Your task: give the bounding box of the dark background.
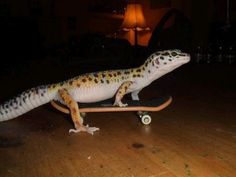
[0,0,235,100]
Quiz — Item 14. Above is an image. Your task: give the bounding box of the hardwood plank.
[1,64,236,177]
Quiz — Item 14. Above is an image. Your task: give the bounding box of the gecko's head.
[146,49,190,75]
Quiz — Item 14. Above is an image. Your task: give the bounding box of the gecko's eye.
[155,58,160,65]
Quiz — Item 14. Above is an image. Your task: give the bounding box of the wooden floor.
[0,64,236,177]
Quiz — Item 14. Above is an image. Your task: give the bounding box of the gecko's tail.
[0,85,55,122]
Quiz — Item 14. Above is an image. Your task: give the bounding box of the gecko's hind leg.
[58,89,99,135]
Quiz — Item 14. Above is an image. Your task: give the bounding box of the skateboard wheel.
[141,115,152,125]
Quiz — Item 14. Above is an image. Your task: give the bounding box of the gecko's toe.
[86,126,100,135]
[69,128,81,134]
[113,101,128,107]
[118,103,128,107]
[121,103,128,107]
[69,125,100,135]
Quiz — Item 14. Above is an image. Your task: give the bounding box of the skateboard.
[50,95,172,125]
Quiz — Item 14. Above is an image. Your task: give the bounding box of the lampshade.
[121,3,147,31]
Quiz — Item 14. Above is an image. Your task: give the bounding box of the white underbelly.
[69,84,119,103]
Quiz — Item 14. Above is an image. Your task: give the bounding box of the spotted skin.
[113,81,133,107]
[0,50,190,134]
[58,89,99,134]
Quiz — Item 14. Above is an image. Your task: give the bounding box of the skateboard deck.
[51,96,172,125]
[51,95,172,113]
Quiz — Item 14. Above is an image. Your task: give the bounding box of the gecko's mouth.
[180,54,191,63]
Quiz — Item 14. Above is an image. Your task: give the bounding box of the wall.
[4,0,187,46]
[3,0,229,47]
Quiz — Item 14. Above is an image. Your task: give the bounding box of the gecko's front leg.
[58,89,99,135]
[113,81,133,107]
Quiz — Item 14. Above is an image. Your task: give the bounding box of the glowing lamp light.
[121,3,149,46]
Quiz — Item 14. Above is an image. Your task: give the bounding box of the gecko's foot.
[69,125,100,135]
[113,101,128,107]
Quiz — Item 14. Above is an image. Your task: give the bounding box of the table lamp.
[121,3,149,47]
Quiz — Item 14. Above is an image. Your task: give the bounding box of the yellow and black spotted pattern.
[48,68,146,91]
